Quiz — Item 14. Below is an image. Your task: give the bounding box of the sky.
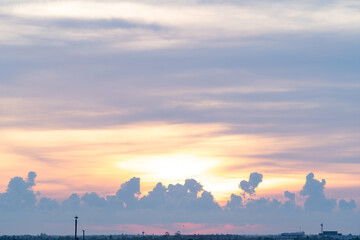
[0,0,360,236]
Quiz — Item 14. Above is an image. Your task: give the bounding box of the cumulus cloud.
[0,171,38,210]
[197,190,220,211]
[140,178,219,211]
[184,179,203,198]
[26,171,37,187]
[108,177,141,209]
[282,191,298,210]
[81,192,107,208]
[0,171,358,235]
[245,197,281,210]
[300,173,336,211]
[38,197,60,211]
[284,190,295,202]
[62,193,81,210]
[225,194,243,210]
[338,199,356,211]
[239,172,263,196]
[140,182,167,208]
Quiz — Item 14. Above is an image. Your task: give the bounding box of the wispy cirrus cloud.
[0,0,359,49]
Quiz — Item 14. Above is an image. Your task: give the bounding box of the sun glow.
[0,123,358,202]
[117,154,220,181]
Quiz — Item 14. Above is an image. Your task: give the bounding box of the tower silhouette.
[75,216,78,240]
[321,223,323,234]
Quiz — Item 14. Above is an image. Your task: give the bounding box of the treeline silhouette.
[0,235,359,240]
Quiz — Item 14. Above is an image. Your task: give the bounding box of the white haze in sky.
[0,0,359,49]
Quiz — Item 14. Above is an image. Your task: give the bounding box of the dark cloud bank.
[0,172,358,235]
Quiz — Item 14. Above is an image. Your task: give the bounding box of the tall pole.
[321,223,323,234]
[82,230,85,240]
[75,216,78,240]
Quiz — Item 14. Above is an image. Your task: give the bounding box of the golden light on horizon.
[116,154,220,181]
[0,122,358,204]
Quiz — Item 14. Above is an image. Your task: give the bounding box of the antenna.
[321,223,323,234]
[75,216,78,240]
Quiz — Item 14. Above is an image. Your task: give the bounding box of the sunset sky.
[0,0,359,235]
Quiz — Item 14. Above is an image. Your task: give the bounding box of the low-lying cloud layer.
[0,172,358,235]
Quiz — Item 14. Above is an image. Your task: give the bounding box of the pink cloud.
[87,223,264,235]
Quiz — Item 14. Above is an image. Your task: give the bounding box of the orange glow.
[0,122,358,203]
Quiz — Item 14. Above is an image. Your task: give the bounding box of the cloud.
[239,172,263,196]
[0,171,38,211]
[300,173,336,211]
[282,191,298,210]
[139,178,219,211]
[26,171,37,187]
[140,182,167,209]
[0,1,359,236]
[81,192,107,208]
[338,199,356,211]
[0,171,358,235]
[38,197,60,211]
[284,190,295,202]
[62,193,81,210]
[197,190,220,211]
[225,194,243,210]
[109,177,141,209]
[1,0,360,48]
